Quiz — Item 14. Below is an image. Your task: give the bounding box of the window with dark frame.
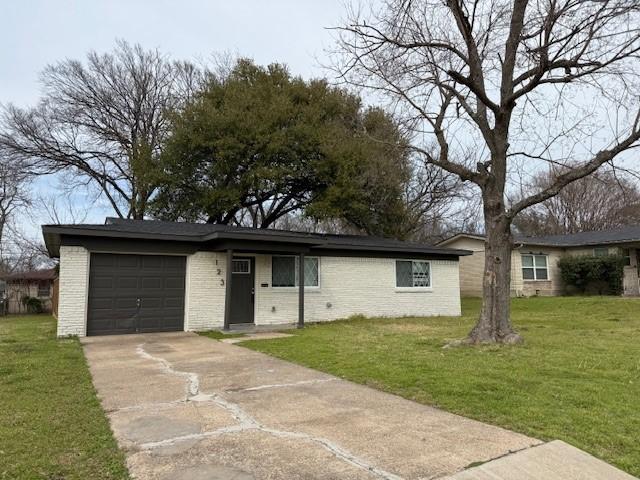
[37,282,51,297]
[521,254,548,280]
[593,247,609,257]
[271,256,319,287]
[232,259,250,274]
[395,260,431,288]
[620,248,631,266]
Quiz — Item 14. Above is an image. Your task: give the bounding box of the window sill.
[395,287,433,293]
[271,287,321,293]
[523,279,551,283]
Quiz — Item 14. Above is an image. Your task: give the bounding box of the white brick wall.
[57,246,90,337]
[55,247,463,336]
[253,255,462,325]
[184,251,226,331]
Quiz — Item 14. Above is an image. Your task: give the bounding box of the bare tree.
[1,224,53,274]
[336,0,640,343]
[36,192,93,226]
[514,168,640,235]
[402,160,466,241]
[0,154,31,270]
[0,40,205,219]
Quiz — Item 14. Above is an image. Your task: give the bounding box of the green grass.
[243,297,640,476]
[0,315,129,480]
[198,330,247,340]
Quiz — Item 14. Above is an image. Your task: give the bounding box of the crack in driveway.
[136,343,405,480]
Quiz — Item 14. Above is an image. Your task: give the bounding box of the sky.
[1,1,637,247]
[0,0,350,239]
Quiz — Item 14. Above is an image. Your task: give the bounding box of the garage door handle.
[136,298,141,308]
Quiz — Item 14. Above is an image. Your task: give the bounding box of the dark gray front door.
[87,253,186,335]
[229,257,255,324]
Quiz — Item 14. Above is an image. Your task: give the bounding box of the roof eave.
[436,233,486,247]
[41,224,471,258]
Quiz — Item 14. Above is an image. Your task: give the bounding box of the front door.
[229,257,255,324]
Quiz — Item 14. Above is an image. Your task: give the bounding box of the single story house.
[437,225,640,297]
[42,218,470,337]
[1,268,56,314]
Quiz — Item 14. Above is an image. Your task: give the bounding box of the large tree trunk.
[468,214,523,344]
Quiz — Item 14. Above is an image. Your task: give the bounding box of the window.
[232,259,250,274]
[594,247,609,257]
[620,248,631,266]
[396,260,431,288]
[37,282,50,297]
[521,254,548,280]
[272,256,319,287]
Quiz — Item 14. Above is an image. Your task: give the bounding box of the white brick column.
[57,246,90,337]
[184,251,226,331]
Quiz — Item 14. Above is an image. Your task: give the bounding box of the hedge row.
[557,255,625,295]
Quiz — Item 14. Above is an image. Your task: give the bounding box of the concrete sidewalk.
[443,440,636,480]
[80,332,635,480]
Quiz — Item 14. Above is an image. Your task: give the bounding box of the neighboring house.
[42,218,470,337]
[437,226,640,297]
[1,268,56,314]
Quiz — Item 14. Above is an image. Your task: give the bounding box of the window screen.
[396,260,431,288]
[272,256,319,287]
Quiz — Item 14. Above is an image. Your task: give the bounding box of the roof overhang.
[42,223,471,259]
[436,233,487,247]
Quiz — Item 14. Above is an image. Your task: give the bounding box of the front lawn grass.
[0,315,129,480]
[198,330,247,340]
[244,296,640,476]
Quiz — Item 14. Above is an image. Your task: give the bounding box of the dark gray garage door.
[87,253,186,335]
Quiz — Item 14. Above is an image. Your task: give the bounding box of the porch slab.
[220,332,294,344]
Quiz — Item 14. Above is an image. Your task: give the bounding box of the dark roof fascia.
[43,225,203,243]
[308,247,462,261]
[42,225,325,245]
[515,238,638,248]
[42,224,470,259]
[313,243,470,257]
[60,235,201,256]
[207,239,312,254]
[439,230,640,249]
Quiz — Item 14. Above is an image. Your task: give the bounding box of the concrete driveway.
[81,333,633,480]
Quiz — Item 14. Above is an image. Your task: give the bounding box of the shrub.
[558,255,625,295]
[21,295,44,314]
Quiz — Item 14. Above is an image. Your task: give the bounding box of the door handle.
[136,298,141,308]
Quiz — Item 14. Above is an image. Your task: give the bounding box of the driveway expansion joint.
[135,342,406,480]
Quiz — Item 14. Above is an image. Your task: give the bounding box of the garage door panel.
[116,256,139,268]
[91,276,115,289]
[89,318,113,331]
[90,298,116,310]
[115,297,138,309]
[164,277,185,289]
[92,255,116,267]
[141,277,163,289]
[141,297,163,308]
[87,253,186,335]
[164,297,183,308]
[162,256,187,268]
[115,316,137,331]
[116,276,139,289]
[141,256,164,268]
